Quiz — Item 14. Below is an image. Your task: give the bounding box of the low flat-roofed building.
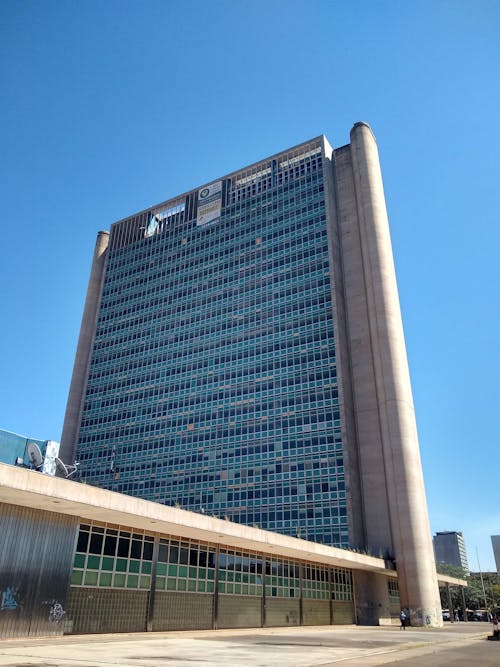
[0,464,467,637]
[1,462,402,637]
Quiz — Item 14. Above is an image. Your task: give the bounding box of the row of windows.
[105,217,327,290]
[72,522,353,600]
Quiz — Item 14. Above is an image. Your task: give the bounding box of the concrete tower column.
[60,231,109,464]
[349,122,442,627]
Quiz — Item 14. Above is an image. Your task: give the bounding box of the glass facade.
[76,138,349,547]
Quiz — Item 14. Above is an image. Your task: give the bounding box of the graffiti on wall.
[42,599,66,623]
[0,587,19,611]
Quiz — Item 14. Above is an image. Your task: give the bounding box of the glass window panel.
[99,572,112,587]
[87,555,100,570]
[117,537,129,557]
[71,570,83,585]
[127,575,138,588]
[76,529,89,553]
[73,553,85,568]
[129,560,140,573]
[89,533,103,554]
[113,573,126,587]
[143,541,153,560]
[103,535,117,556]
[116,558,127,572]
[84,571,98,586]
[101,557,114,571]
[158,543,168,562]
[130,540,142,559]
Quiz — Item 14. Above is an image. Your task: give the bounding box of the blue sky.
[1,0,499,571]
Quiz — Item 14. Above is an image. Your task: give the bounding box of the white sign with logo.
[197,181,222,227]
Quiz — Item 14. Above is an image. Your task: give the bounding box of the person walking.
[492,614,499,640]
[400,609,407,630]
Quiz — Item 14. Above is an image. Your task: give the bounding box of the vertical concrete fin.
[349,122,442,626]
[60,231,109,464]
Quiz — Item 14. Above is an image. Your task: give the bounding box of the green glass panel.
[242,585,249,595]
[116,558,127,572]
[219,571,226,581]
[140,576,150,589]
[113,573,126,587]
[217,582,225,593]
[71,570,83,585]
[84,571,98,585]
[235,572,241,582]
[99,572,112,587]
[156,578,165,590]
[141,561,151,574]
[178,566,187,578]
[73,554,85,568]
[226,584,234,594]
[101,557,114,571]
[234,584,241,594]
[207,581,214,592]
[249,585,256,596]
[197,580,206,592]
[87,555,100,570]
[157,563,166,576]
[177,579,186,591]
[127,575,138,588]
[166,578,176,590]
[188,567,197,579]
[168,564,177,577]
[129,560,140,573]
[207,569,215,580]
[188,580,196,591]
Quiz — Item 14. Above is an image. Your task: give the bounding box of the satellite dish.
[54,458,79,479]
[55,457,68,478]
[27,442,43,469]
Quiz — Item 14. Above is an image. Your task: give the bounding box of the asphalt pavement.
[0,622,496,667]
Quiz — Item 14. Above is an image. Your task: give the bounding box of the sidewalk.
[0,622,493,667]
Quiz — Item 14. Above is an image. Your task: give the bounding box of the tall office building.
[61,123,442,624]
[433,531,469,574]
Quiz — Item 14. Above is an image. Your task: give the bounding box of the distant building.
[492,535,500,575]
[433,531,469,574]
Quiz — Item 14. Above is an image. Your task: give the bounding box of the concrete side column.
[354,571,392,625]
[60,231,109,464]
[349,122,442,627]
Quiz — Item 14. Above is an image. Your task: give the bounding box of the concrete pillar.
[348,122,442,627]
[354,571,392,625]
[60,231,109,464]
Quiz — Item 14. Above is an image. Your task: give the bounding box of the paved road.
[0,623,495,667]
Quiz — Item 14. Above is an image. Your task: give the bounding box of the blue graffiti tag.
[1,587,18,611]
